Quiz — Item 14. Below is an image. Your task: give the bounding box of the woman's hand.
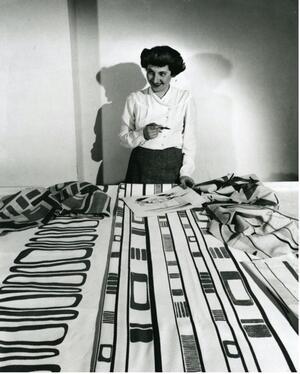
[143,123,162,140]
[180,175,195,189]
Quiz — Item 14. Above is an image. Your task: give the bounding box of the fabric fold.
[194,173,298,258]
[0,181,111,235]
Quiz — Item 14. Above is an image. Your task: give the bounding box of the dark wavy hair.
[140,46,186,77]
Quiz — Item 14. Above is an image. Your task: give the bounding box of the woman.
[119,45,196,188]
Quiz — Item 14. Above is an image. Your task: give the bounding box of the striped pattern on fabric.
[194,174,298,258]
[241,254,298,332]
[92,183,298,372]
[0,182,111,235]
[207,204,298,258]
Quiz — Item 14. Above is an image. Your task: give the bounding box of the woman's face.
[146,65,172,94]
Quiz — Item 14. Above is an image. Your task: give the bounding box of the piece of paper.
[122,186,206,217]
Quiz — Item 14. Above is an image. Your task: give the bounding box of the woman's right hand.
[143,123,161,140]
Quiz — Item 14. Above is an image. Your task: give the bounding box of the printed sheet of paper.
[122,186,206,217]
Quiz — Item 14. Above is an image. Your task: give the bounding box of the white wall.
[97,0,298,184]
[0,0,297,187]
[0,0,77,187]
[68,0,102,185]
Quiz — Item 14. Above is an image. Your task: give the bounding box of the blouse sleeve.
[180,94,196,177]
[119,93,146,149]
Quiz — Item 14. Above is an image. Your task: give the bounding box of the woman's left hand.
[179,176,195,189]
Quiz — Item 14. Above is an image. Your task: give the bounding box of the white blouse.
[120,85,196,177]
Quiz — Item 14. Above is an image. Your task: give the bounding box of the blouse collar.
[149,85,173,106]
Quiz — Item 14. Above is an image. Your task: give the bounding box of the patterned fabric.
[0,184,297,371]
[241,254,298,332]
[194,174,298,258]
[92,184,298,372]
[0,185,118,372]
[0,181,111,235]
[194,173,279,206]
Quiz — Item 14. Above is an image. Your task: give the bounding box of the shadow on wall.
[91,63,147,184]
[186,53,236,181]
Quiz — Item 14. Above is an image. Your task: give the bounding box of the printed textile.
[93,183,298,372]
[0,184,297,371]
[0,181,111,235]
[241,253,298,332]
[194,174,298,258]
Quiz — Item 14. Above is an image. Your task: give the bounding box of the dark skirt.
[125,147,183,184]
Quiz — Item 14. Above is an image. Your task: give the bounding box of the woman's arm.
[119,94,146,149]
[180,94,196,179]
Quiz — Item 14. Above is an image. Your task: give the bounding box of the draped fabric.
[0,182,111,235]
[193,173,279,207]
[194,174,298,258]
[206,203,298,258]
[0,184,298,372]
